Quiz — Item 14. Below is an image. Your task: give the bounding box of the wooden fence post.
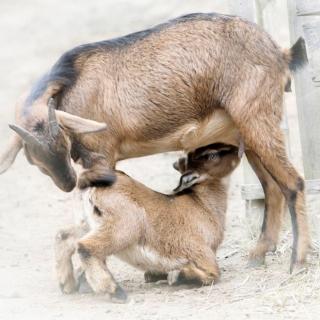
[228,0,295,236]
[228,1,265,231]
[287,0,320,243]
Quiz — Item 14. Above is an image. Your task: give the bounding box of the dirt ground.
[1,1,320,319]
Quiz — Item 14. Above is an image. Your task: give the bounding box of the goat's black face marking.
[93,206,102,217]
[34,120,46,133]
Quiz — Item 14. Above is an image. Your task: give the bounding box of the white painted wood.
[241,183,265,200]
[288,0,320,180]
[261,0,292,155]
[296,0,320,16]
[228,0,258,22]
[228,1,265,222]
[302,21,320,86]
[230,0,292,204]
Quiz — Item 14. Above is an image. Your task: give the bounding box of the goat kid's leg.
[77,152,116,189]
[77,235,128,303]
[169,251,220,286]
[229,103,309,271]
[55,223,88,294]
[246,150,285,266]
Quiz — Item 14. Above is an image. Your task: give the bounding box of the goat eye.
[93,205,102,216]
[208,153,218,160]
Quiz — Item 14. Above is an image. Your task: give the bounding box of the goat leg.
[77,238,128,303]
[54,223,88,294]
[246,150,285,266]
[74,148,116,189]
[229,100,310,272]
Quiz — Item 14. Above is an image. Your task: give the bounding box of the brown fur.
[55,144,240,300]
[1,13,309,268]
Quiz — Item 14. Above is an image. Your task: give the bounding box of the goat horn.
[48,98,60,138]
[9,124,42,147]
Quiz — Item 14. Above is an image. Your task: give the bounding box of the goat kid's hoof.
[110,286,128,304]
[77,272,93,294]
[144,271,168,283]
[144,271,155,283]
[167,270,181,286]
[59,278,78,294]
[201,277,217,286]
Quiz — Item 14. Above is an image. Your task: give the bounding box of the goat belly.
[180,109,239,151]
[116,245,187,272]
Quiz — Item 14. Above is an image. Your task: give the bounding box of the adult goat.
[0,13,309,270]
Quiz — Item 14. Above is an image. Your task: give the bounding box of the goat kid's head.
[1,98,107,192]
[173,143,240,192]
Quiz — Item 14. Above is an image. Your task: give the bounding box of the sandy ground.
[0,1,320,319]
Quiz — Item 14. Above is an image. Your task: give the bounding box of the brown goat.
[55,143,240,302]
[0,13,309,269]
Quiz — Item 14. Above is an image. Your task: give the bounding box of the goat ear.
[173,171,200,193]
[173,156,187,173]
[0,134,22,174]
[55,110,107,134]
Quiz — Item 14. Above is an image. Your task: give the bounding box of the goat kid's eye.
[208,153,218,160]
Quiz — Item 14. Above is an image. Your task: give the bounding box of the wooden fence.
[228,0,320,228]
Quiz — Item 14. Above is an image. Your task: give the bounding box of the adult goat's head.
[0,97,107,192]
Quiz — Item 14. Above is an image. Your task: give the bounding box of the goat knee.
[77,242,126,301]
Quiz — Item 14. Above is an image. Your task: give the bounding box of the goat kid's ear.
[173,171,201,193]
[173,156,188,173]
[55,110,107,134]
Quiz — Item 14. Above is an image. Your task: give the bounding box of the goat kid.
[55,143,240,302]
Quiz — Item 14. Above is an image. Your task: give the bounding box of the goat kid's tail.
[283,37,308,72]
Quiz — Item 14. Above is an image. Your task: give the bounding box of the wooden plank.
[228,0,265,220]
[241,184,264,200]
[262,0,292,155]
[288,0,320,180]
[302,21,320,85]
[242,179,320,200]
[306,179,320,194]
[296,0,320,16]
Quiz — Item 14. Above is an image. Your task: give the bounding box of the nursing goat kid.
[55,143,240,302]
[0,13,309,270]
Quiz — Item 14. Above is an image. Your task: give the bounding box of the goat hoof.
[77,272,93,294]
[167,270,181,286]
[110,285,128,303]
[144,271,168,283]
[59,278,78,294]
[144,271,154,283]
[289,259,307,274]
[201,277,216,286]
[247,256,265,268]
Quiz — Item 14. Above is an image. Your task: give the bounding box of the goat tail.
[283,37,308,72]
